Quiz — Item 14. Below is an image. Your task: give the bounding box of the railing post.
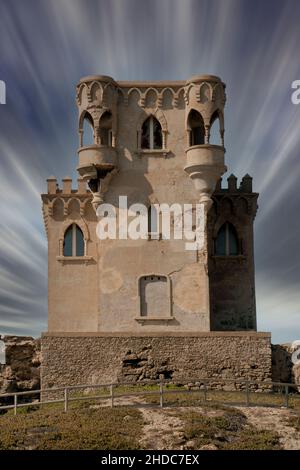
[285,385,289,408]
[110,384,114,408]
[14,394,17,416]
[159,381,164,408]
[64,387,68,412]
[246,381,250,406]
[203,382,207,402]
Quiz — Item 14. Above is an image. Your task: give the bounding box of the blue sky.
[0,0,300,347]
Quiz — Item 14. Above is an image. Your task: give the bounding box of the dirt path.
[138,405,225,450]
[238,406,300,450]
[138,404,300,450]
[93,398,188,449]
[139,407,186,450]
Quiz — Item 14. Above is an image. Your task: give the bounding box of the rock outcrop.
[272,343,300,390]
[0,336,41,396]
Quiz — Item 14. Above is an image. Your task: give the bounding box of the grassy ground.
[0,405,143,450]
[0,398,296,450]
[162,389,300,410]
[0,401,285,450]
[2,383,300,412]
[115,383,300,411]
[180,406,282,450]
[3,383,300,412]
[0,384,298,450]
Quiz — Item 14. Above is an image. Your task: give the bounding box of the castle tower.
[183,74,226,204]
[208,174,258,330]
[69,74,226,333]
[76,75,119,211]
[41,75,270,388]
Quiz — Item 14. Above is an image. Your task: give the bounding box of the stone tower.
[208,174,258,331]
[41,75,271,388]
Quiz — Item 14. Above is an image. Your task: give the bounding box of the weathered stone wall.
[0,336,41,395]
[272,344,293,383]
[3,334,299,400]
[41,332,272,391]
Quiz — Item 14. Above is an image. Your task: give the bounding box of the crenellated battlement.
[41,177,93,239]
[215,174,254,193]
[211,174,258,222]
[44,176,90,196]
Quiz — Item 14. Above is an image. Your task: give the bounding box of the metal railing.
[0,378,299,416]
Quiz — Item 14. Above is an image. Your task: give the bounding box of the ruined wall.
[41,332,272,391]
[0,336,41,394]
[208,176,258,331]
[272,343,300,389]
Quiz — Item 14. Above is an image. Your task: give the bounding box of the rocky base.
[272,343,300,390]
[41,332,272,391]
[2,333,300,399]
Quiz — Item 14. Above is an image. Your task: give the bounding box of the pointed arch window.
[188,109,205,146]
[141,116,162,150]
[63,224,84,257]
[215,223,238,256]
[99,110,112,146]
[209,110,222,145]
[81,111,94,147]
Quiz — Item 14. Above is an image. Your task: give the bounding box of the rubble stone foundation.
[41,332,272,390]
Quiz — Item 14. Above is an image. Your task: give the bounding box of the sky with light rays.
[0,0,300,356]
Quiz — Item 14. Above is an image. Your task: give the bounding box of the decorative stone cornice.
[76,75,226,110]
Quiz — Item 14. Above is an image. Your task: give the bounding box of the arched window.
[99,111,112,146]
[82,112,94,146]
[63,224,84,257]
[141,116,162,150]
[188,110,205,146]
[148,205,158,233]
[215,223,238,256]
[209,110,221,145]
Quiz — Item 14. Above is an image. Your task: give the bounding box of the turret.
[208,174,258,331]
[183,75,227,206]
[76,75,119,211]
